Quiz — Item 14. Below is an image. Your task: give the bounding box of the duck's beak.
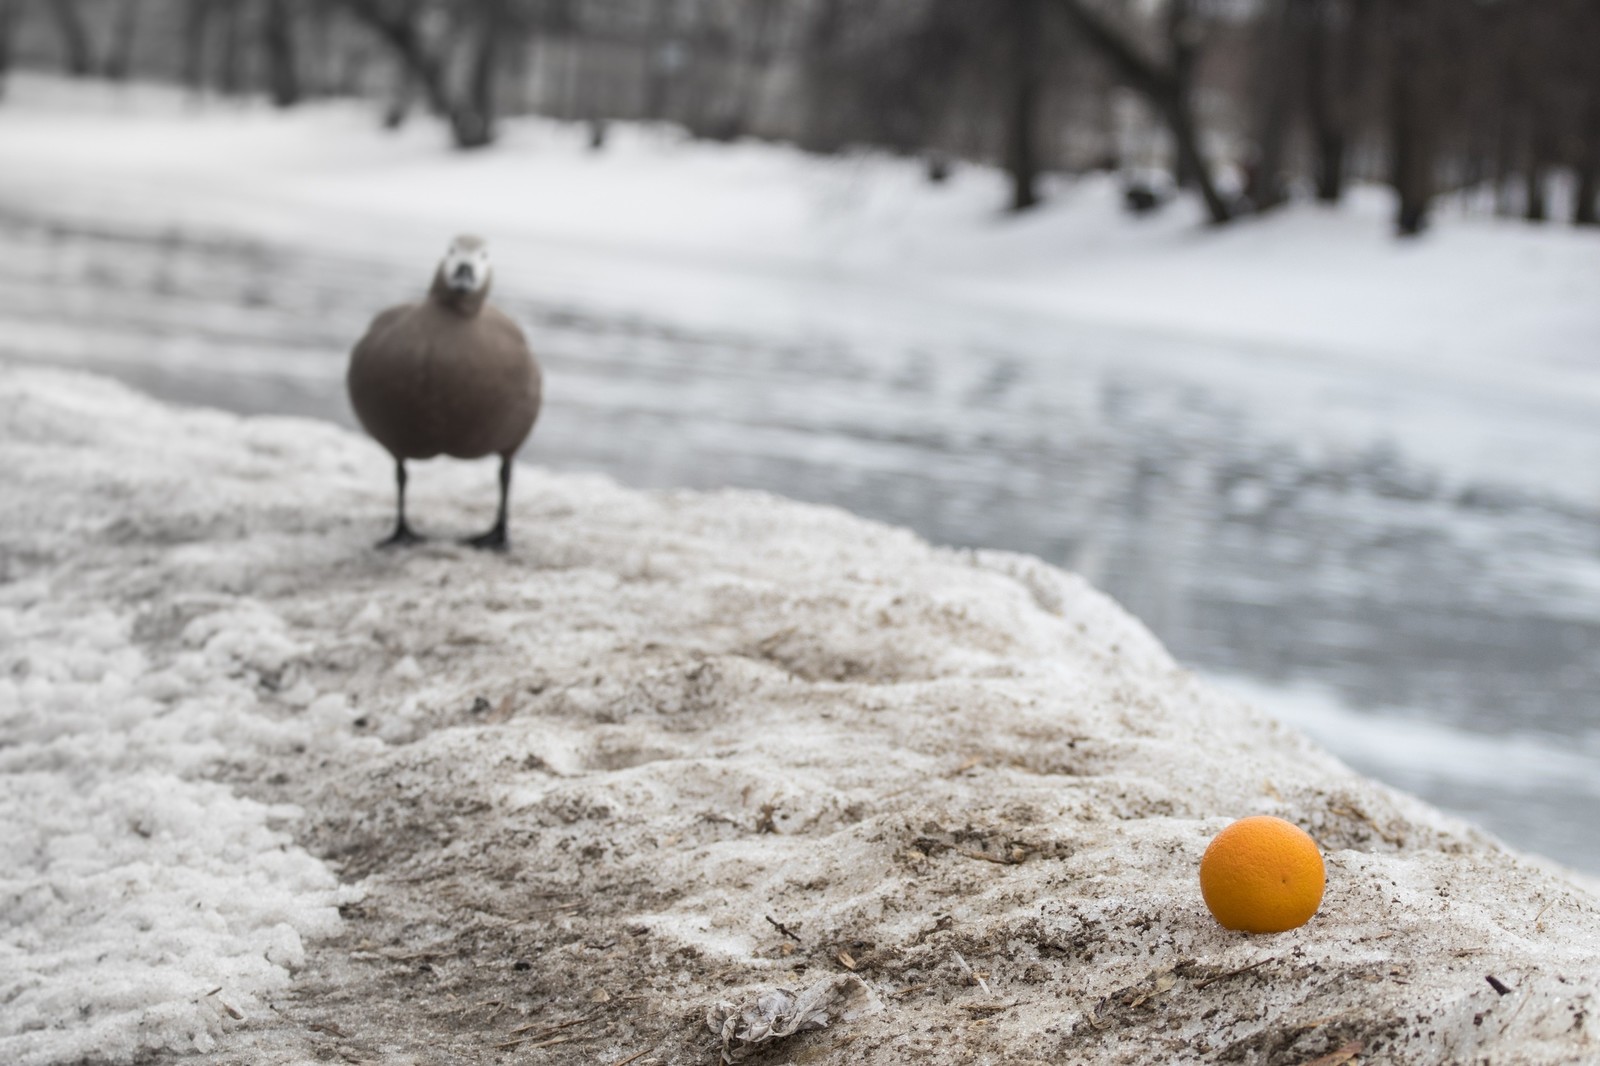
[448,261,481,292]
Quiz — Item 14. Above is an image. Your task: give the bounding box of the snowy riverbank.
[3,72,1600,494]
[3,367,1598,1065]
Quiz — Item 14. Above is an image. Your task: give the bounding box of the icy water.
[3,209,1599,873]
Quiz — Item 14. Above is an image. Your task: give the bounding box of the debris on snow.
[4,366,1600,1066]
[707,974,881,1063]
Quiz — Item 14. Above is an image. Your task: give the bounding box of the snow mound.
[2,366,1598,1066]
[0,381,358,1063]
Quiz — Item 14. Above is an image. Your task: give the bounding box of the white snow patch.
[0,378,361,1065]
[0,609,356,1065]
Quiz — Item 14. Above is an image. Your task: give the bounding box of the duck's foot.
[378,523,425,549]
[462,524,508,552]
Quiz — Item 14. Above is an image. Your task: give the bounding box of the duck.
[347,235,542,550]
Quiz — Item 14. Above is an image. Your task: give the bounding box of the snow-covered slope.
[3,73,1599,502]
[2,72,1598,385]
[3,366,1597,1065]
[6,70,1593,369]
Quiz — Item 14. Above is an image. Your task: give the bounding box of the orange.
[1199,815,1325,933]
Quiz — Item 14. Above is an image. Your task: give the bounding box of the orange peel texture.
[1200,815,1326,933]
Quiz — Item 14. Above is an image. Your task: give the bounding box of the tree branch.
[1053,0,1231,223]
[1052,0,1171,100]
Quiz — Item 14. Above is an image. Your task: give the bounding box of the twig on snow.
[952,951,992,996]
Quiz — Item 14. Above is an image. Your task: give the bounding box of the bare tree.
[103,0,143,81]
[1559,0,1597,226]
[50,0,96,76]
[671,0,790,142]
[1481,2,1520,216]
[797,0,966,156]
[0,0,18,97]
[1576,85,1600,226]
[217,0,248,96]
[795,0,844,150]
[335,0,499,148]
[739,0,792,140]
[1243,0,1297,212]
[1054,0,1232,224]
[459,0,510,148]
[1523,112,1552,222]
[1302,0,1371,204]
[1513,5,1562,223]
[262,0,302,107]
[0,0,1581,241]
[1387,0,1433,236]
[184,0,214,92]
[1004,0,1046,212]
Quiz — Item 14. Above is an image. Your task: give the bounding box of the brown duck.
[347,235,542,550]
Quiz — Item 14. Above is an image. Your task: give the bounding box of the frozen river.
[3,207,1598,874]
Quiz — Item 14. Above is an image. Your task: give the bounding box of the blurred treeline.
[1,0,1596,234]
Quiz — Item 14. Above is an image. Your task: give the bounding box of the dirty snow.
[3,365,1598,1065]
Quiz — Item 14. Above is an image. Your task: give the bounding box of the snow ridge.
[0,376,356,1064]
[3,367,1599,1065]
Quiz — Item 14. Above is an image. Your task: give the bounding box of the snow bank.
[2,72,1598,388]
[5,74,1600,505]
[0,379,365,1064]
[3,366,1598,1065]
[5,74,1600,503]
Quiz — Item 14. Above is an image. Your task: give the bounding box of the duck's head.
[432,235,493,312]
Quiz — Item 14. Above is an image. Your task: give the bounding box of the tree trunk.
[50,0,95,76]
[1389,0,1431,237]
[457,0,509,149]
[1161,87,1230,224]
[383,64,417,129]
[1165,2,1230,222]
[1245,0,1296,212]
[1308,0,1374,204]
[217,0,246,96]
[797,0,846,151]
[184,0,214,93]
[1165,3,1197,191]
[0,0,18,98]
[303,1,333,96]
[1053,0,1231,224]
[337,0,472,144]
[734,0,785,142]
[1491,102,1517,216]
[506,29,532,112]
[1577,169,1599,227]
[1574,12,1600,226]
[642,0,683,123]
[1521,64,1554,224]
[1576,94,1600,226]
[1304,0,1342,202]
[262,0,301,107]
[336,0,512,150]
[1313,125,1346,203]
[1004,0,1044,212]
[1094,81,1121,170]
[1523,122,1549,223]
[339,44,370,97]
[104,0,142,81]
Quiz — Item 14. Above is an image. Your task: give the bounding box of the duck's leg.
[378,458,425,547]
[464,455,511,551]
